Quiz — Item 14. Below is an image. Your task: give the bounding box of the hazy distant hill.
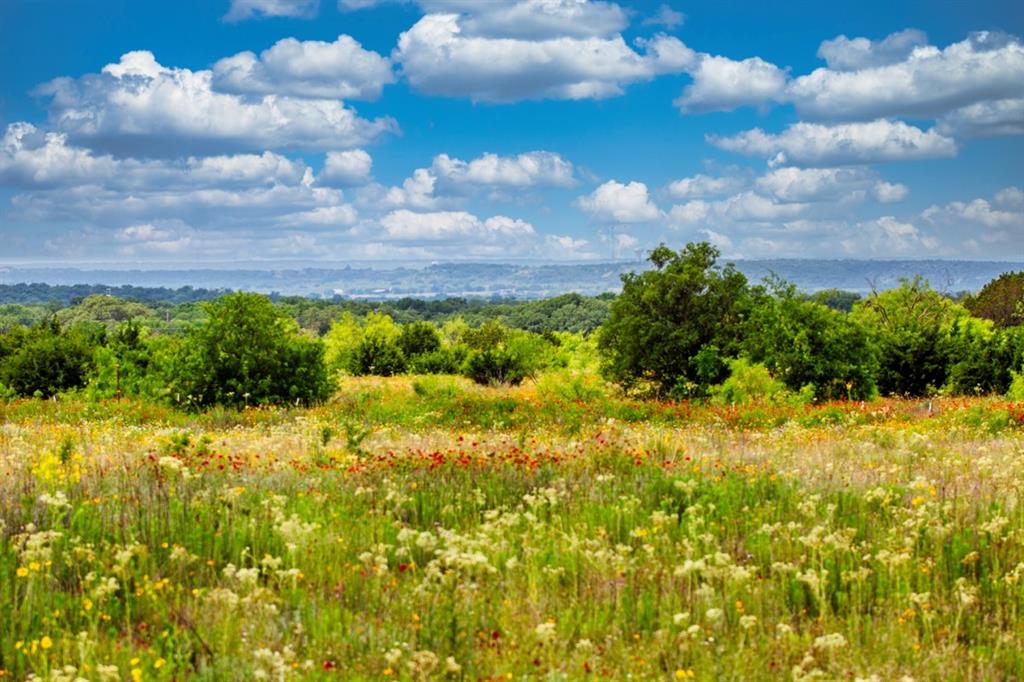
[1,259,1021,300]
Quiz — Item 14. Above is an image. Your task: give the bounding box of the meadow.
[2,377,1023,681]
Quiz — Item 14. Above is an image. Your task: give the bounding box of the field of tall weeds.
[1,378,1023,680]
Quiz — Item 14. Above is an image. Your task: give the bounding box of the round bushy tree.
[597,242,752,396]
[851,277,965,397]
[744,284,878,400]
[0,319,95,397]
[170,293,331,408]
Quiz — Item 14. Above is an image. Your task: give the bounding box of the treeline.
[599,243,1024,402]
[0,243,1021,407]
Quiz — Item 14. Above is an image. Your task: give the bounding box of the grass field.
[2,377,1024,680]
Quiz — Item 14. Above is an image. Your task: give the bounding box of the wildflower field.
[2,377,1024,681]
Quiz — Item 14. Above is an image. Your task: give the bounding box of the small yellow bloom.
[131,668,142,682]
[16,567,28,578]
[40,636,53,650]
[154,658,166,669]
[29,561,41,572]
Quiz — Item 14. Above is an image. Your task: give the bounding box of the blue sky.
[0,0,1022,264]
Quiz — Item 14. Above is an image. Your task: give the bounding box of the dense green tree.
[168,293,331,408]
[350,336,407,376]
[946,320,1024,395]
[0,319,96,397]
[397,321,442,359]
[965,271,1024,328]
[851,278,966,397]
[744,283,878,400]
[597,242,752,396]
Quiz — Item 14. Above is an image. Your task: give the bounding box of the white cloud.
[212,35,394,100]
[642,4,684,29]
[789,32,1024,121]
[394,13,694,102]
[994,186,1024,210]
[674,55,788,112]
[755,166,884,203]
[709,119,957,166]
[936,98,1024,138]
[421,0,629,39]
[576,180,661,222]
[842,215,939,256]
[0,123,119,187]
[115,220,196,255]
[431,151,575,188]
[224,0,319,21]
[383,168,441,209]
[379,209,535,241]
[321,149,373,186]
[666,200,710,227]
[37,51,397,156]
[873,180,908,203]
[816,29,928,71]
[666,173,746,199]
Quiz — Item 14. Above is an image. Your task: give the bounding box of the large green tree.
[169,293,331,408]
[744,282,878,400]
[597,242,752,396]
[851,277,966,397]
[965,271,1024,328]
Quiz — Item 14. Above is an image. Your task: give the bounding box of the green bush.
[710,358,809,406]
[0,319,96,397]
[350,335,407,376]
[851,278,965,397]
[744,283,878,401]
[408,346,468,374]
[598,242,752,396]
[168,293,331,408]
[397,321,442,359]
[464,347,530,386]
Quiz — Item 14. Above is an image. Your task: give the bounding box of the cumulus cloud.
[754,166,897,203]
[224,0,319,21]
[789,31,1024,121]
[666,173,746,199]
[708,119,958,166]
[320,149,373,186]
[576,180,662,222]
[421,0,629,39]
[394,13,693,102]
[431,151,575,188]
[212,35,394,100]
[674,55,789,112]
[842,216,938,256]
[936,98,1024,138]
[643,4,685,29]
[379,209,535,241]
[36,51,397,156]
[816,29,929,71]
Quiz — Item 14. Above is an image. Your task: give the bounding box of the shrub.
[408,346,468,374]
[168,293,331,408]
[0,319,95,397]
[710,359,808,406]
[851,278,966,397]
[744,284,878,401]
[598,242,752,396]
[397,321,442,359]
[350,335,407,376]
[464,347,529,386]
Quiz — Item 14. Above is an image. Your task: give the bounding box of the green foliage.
[598,242,751,396]
[1008,370,1024,400]
[168,293,331,408]
[0,319,96,397]
[945,318,1024,395]
[350,334,407,376]
[807,288,862,313]
[710,358,808,406]
[407,345,467,374]
[851,278,966,397]
[56,294,152,330]
[745,283,878,400]
[464,346,530,386]
[965,271,1024,328]
[396,320,442,358]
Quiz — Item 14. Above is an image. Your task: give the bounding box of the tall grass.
[1,378,1023,680]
